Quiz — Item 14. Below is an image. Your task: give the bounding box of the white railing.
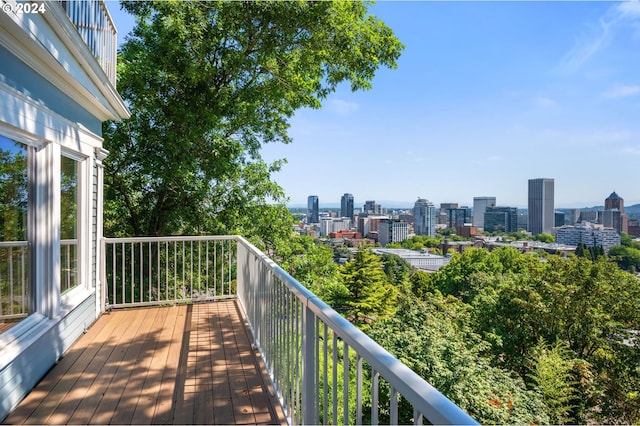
[102,235,477,425]
[1,239,78,321]
[102,236,236,309]
[58,0,117,86]
[0,241,28,321]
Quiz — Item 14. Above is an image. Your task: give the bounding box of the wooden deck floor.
[3,301,286,425]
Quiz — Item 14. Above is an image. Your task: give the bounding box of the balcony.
[3,236,477,425]
[58,0,117,86]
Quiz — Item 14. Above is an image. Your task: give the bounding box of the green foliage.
[528,340,583,424]
[398,235,442,250]
[434,247,640,423]
[367,293,549,424]
[338,249,397,327]
[430,247,506,302]
[380,253,411,288]
[620,233,640,250]
[104,0,402,239]
[533,232,555,243]
[575,243,606,261]
[608,245,640,273]
[276,235,345,305]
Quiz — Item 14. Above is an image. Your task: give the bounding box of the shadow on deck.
[3,300,286,425]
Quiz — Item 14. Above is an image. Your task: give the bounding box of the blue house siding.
[0,45,103,136]
[0,294,97,421]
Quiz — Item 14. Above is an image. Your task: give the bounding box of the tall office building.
[414,198,436,237]
[472,197,496,229]
[604,191,628,234]
[447,207,472,229]
[363,200,382,215]
[605,191,624,213]
[484,207,518,233]
[528,178,554,235]
[378,219,409,247]
[307,195,319,224]
[341,193,354,221]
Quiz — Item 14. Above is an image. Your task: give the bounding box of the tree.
[533,232,555,243]
[104,0,403,238]
[339,249,397,327]
[608,245,640,272]
[367,293,550,425]
[528,340,582,424]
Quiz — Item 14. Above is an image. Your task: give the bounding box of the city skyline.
[106,2,640,208]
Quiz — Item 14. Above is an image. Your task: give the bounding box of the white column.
[30,142,61,318]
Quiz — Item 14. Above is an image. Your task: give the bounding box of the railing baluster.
[371,369,379,426]
[356,355,363,425]
[344,342,350,426]
[323,323,329,425]
[333,332,338,426]
[390,386,398,426]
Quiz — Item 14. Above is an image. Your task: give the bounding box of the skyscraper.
[414,198,436,237]
[605,191,624,213]
[604,191,628,234]
[307,195,319,224]
[484,206,518,233]
[341,193,354,221]
[472,197,496,229]
[528,178,554,235]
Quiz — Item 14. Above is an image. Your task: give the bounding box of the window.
[0,136,30,330]
[60,155,78,294]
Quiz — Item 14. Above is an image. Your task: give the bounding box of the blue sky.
[106,1,640,209]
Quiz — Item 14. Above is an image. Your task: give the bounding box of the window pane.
[0,136,29,331]
[61,155,78,293]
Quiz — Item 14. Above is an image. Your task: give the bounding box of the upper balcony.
[58,0,117,86]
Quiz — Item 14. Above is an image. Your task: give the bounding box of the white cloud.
[615,1,640,21]
[486,155,502,162]
[326,99,359,116]
[603,85,640,99]
[556,2,640,74]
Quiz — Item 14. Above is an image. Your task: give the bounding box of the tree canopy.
[103,0,403,241]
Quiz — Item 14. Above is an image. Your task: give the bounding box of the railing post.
[100,237,105,313]
[302,301,318,425]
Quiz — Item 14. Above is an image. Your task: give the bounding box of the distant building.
[363,200,382,215]
[307,195,319,224]
[378,219,409,247]
[473,197,496,229]
[554,223,621,253]
[446,207,472,229]
[358,215,388,238]
[579,210,599,223]
[341,193,354,221]
[456,225,480,238]
[414,198,436,237]
[439,203,458,225]
[528,178,554,235]
[484,207,518,233]
[320,217,351,236]
[329,230,362,240]
[605,191,624,212]
[568,209,581,225]
[604,191,628,234]
[373,248,451,272]
[555,211,566,227]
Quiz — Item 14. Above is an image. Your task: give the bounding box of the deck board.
[3,300,286,425]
